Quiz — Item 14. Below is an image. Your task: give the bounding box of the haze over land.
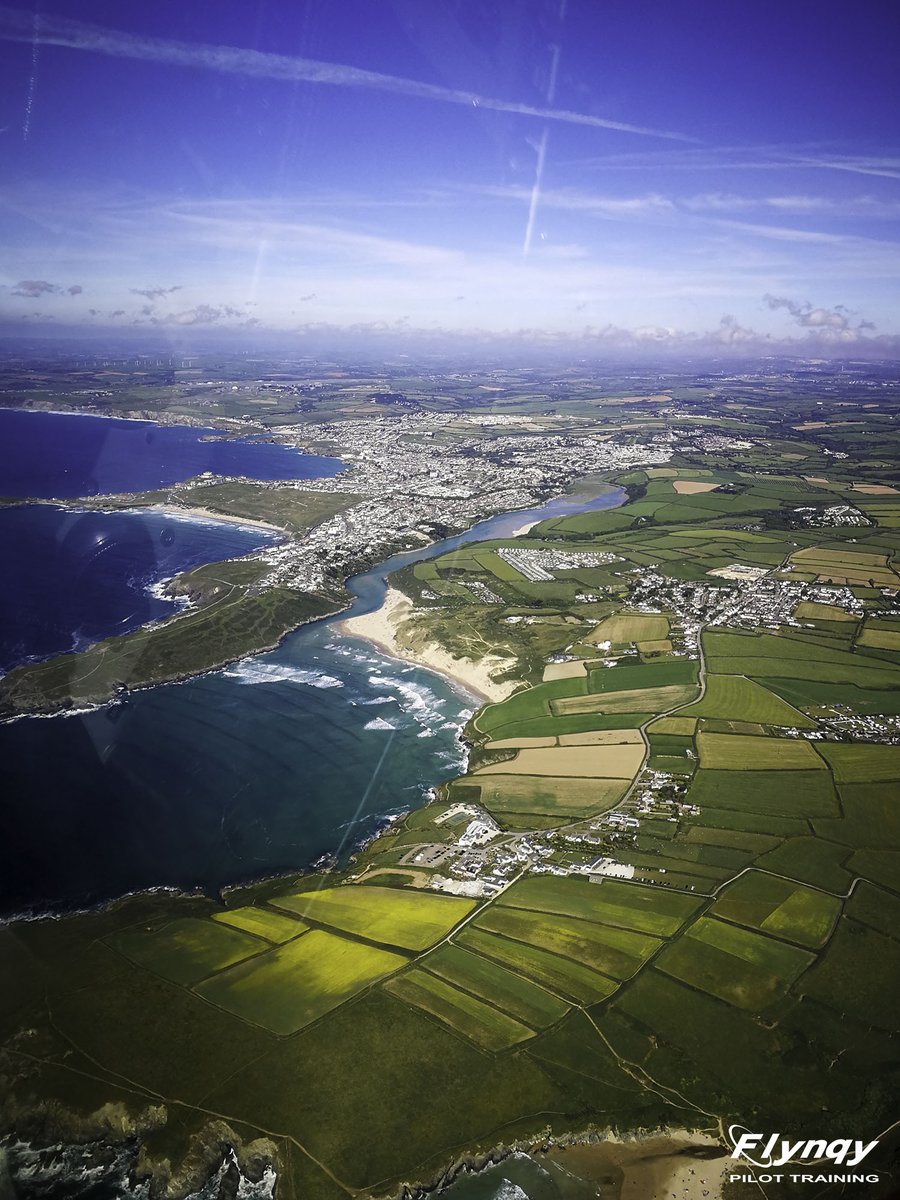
[1,3,900,1198]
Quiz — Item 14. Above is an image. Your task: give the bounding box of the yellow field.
[195,929,406,1035]
[474,743,644,779]
[558,730,644,746]
[271,885,475,950]
[638,639,673,654]
[858,628,900,651]
[212,906,309,944]
[551,684,696,716]
[696,732,827,771]
[542,660,589,682]
[672,481,719,494]
[851,483,899,495]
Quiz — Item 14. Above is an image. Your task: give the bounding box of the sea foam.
[223,661,344,688]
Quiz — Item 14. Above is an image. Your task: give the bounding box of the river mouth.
[0,483,623,919]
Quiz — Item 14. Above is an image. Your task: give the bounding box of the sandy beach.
[548,1128,731,1200]
[138,503,285,534]
[510,518,539,536]
[338,587,519,704]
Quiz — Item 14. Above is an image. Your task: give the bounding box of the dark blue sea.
[0,505,279,672]
[0,406,624,917]
[0,407,342,498]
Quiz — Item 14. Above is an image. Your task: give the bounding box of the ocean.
[0,504,279,671]
[0,625,474,915]
[0,407,342,498]
[0,406,624,916]
[0,409,629,1197]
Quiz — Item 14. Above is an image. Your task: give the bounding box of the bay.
[0,505,279,671]
[0,481,623,917]
[0,407,342,497]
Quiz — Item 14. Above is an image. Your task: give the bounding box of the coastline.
[134,501,285,535]
[397,1124,730,1200]
[338,586,519,705]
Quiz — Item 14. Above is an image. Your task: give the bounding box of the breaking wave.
[223,661,344,688]
[368,674,448,729]
[493,1182,530,1200]
[364,717,396,731]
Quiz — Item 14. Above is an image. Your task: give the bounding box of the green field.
[686,769,839,819]
[656,915,814,1010]
[421,943,570,1028]
[846,881,900,939]
[754,837,852,892]
[586,660,699,694]
[680,674,815,727]
[496,876,702,937]
[683,826,780,852]
[587,613,669,643]
[712,872,841,948]
[551,684,695,716]
[271,885,475,950]
[474,906,659,981]
[195,929,406,1034]
[469,775,628,816]
[470,549,534,581]
[815,780,900,848]
[859,628,900,650]
[212,906,309,944]
[108,918,265,985]
[454,927,620,1004]
[696,732,826,771]
[476,678,586,736]
[384,967,535,1050]
[815,742,900,783]
[647,715,698,735]
[794,601,858,622]
[801,919,900,1030]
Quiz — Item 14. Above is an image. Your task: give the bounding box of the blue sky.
[1,0,899,354]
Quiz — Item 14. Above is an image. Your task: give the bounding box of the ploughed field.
[5,455,900,1199]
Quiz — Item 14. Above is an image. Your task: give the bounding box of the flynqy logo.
[727,1125,879,1169]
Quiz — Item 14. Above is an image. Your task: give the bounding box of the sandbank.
[510,519,539,536]
[338,587,518,704]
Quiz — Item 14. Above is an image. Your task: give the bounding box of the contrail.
[522,40,561,258]
[21,7,38,140]
[0,5,695,143]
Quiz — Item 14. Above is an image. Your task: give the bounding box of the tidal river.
[0,411,623,917]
